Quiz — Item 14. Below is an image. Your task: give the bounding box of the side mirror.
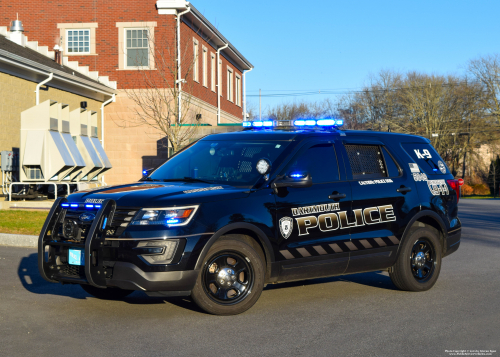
[271,172,313,189]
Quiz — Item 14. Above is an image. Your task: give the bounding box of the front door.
[273,139,351,282]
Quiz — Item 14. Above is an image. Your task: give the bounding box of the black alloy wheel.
[410,238,436,283]
[202,252,254,304]
[191,235,265,315]
[389,227,442,292]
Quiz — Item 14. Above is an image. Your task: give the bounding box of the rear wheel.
[191,236,265,315]
[81,284,134,300]
[390,227,442,291]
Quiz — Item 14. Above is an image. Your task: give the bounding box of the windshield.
[149,140,291,187]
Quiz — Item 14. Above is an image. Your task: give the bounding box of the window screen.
[345,144,386,179]
[282,143,339,183]
[382,147,400,177]
[126,29,149,67]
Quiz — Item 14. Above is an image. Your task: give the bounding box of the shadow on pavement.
[18,251,398,314]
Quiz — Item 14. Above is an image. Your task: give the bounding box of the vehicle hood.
[69,182,250,207]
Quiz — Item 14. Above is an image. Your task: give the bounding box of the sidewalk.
[0,233,37,248]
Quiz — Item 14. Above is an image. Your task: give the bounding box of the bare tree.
[119,26,205,153]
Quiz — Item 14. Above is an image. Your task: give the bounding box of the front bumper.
[108,262,199,292]
[38,198,202,295]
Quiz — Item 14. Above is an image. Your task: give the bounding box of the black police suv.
[38,120,462,315]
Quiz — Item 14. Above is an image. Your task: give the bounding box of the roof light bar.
[243,118,343,129]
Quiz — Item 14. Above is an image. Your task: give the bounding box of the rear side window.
[282,143,340,183]
[345,144,386,179]
[401,143,448,175]
[382,147,401,177]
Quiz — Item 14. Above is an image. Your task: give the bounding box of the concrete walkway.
[0,233,37,248]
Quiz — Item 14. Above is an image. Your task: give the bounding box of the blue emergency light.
[243,119,343,129]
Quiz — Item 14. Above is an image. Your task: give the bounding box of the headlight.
[130,205,198,227]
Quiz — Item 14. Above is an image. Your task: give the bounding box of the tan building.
[0,23,117,191]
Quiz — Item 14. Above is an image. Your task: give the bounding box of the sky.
[191,0,500,113]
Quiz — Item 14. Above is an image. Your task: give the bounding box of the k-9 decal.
[294,204,396,236]
[414,149,432,159]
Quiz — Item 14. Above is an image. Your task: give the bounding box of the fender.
[396,209,448,258]
[194,222,275,272]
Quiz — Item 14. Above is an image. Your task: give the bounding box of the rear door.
[274,139,351,282]
[338,138,421,273]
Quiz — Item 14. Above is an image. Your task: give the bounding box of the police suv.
[38,119,462,315]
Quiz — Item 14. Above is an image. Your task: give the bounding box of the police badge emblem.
[279,217,293,239]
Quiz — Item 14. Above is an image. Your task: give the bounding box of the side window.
[282,143,339,183]
[345,144,386,179]
[382,147,401,177]
[401,143,448,175]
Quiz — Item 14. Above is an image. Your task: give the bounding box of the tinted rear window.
[401,143,449,175]
[345,144,386,179]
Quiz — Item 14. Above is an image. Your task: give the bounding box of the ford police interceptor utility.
[38,119,462,315]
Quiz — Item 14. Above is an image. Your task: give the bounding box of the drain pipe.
[100,94,116,147]
[176,3,191,123]
[217,43,229,125]
[100,94,115,185]
[243,67,253,121]
[35,72,53,105]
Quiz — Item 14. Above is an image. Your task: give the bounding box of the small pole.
[259,89,262,120]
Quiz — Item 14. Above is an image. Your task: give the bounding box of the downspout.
[176,3,191,123]
[100,94,115,185]
[100,94,116,146]
[217,43,229,125]
[243,67,253,121]
[35,72,53,105]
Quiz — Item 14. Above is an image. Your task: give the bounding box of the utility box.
[1,151,14,171]
[20,100,76,182]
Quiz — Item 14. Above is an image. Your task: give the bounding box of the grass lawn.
[462,196,499,199]
[0,210,48,235]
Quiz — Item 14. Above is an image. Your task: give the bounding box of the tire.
[81,284,134,300]
[191,236,265,315]
[390,227,442,292]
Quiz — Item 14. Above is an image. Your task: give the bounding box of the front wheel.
[191,237,265,315]
[81,284,134,300]
[389,227,442,292]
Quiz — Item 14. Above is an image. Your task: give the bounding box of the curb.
[0,233,38,248]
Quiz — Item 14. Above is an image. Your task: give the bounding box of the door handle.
[397,186,412,193]
[328,193,346,200]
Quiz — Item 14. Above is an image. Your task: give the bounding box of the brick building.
[0,0,253,184]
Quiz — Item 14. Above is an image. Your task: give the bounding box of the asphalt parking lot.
[0,199,499,357]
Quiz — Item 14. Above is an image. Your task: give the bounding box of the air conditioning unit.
[69,108,103,181]
[20,100,76,182]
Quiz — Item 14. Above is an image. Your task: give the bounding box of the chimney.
[9,15,25,46]
[54,45,62,65]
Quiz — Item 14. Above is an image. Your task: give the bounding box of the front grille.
[59,264,85,278]
[60,207,139,241]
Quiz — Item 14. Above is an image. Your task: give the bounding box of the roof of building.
[0,30,117,95]
[186,4,253,71]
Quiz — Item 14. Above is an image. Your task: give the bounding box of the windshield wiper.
[162,177,214,184]
[140,177,161,182]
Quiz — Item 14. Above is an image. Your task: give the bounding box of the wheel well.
[409,216,446,254]
[219,229,271,281]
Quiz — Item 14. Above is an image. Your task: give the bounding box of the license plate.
[68,248,85,266]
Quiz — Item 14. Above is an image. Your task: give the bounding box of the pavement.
[0,199,498,357]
